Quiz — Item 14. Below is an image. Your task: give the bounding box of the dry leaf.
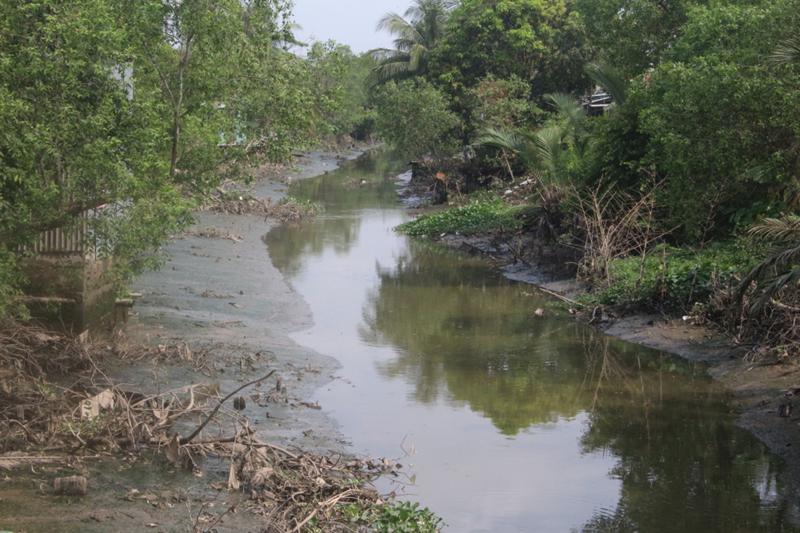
[227,461,240,490]
[251,467,274,487]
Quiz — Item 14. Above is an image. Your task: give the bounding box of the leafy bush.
[395,198,520,236]
[0,248,25,318]
[373,79,462,160]
[580,241,761,312]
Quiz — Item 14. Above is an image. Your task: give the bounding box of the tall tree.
[430,0,592,100]
[367,0,459,87]
[0,0,314,312]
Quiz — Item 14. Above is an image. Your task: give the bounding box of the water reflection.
[266,151,800,532]
[364,242,798,531]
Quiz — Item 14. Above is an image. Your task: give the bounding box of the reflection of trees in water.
[363,250,798,531]
[362,247,615,433]
[263,216,363,278]
[263,150,408,278]
[575,334,794,533]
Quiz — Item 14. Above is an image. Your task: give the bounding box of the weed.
[580,240,761,312]
[396,198,520,236]
[371,501,445,533]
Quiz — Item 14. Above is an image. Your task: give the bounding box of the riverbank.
[434,228,800,503]
[0,149,409,533]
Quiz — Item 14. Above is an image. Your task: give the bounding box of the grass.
[395,197,521,236]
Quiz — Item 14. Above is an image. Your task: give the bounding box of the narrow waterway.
[264,150,800,532]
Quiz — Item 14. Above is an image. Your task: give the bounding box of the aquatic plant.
[395,197,520,236]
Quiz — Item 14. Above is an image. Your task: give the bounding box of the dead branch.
[182,371,276,444]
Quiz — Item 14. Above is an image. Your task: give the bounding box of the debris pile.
[0,320,423,532]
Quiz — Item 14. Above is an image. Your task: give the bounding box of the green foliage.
[430,0,593,105]
[574,0,700,78]
[305,41,376,141]
[737,215,800,312]
[580,242,760,311]
[476,92,589,186]
[0,249,25,318]
[371,501,444,533]
[396,197,520,236]
[368,0,458,87]
[463,74,542,134]
[0,0,323,301]
[579,0,800,242]
[373,79,461,160]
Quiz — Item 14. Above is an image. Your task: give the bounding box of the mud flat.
[0,151,368,533]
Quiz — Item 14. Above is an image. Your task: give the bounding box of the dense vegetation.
[0,0,375,314]
[2,0,800,351]
[373,0,800,357]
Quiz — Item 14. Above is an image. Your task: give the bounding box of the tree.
[305,41,376,143]
[574,0,704,79]
[368,0,459,87]
[430,0,592,100]
[0,0,313,314]
[0,0,191,250]
[373,79,461,161]
[476,93,589,187]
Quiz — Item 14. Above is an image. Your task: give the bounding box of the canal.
[263,149,800,532]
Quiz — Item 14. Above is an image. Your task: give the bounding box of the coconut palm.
[771,38,800,65]
[367,0,458,87]
[737,215,800,312]
[585,62,628,107]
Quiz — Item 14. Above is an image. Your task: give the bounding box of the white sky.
[290,0,410,54]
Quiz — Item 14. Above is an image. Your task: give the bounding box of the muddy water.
[264,150,800,532]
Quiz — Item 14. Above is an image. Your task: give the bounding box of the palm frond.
[545,93,585,128]
[533,126,567,186]
[370,0,454,86]
[750,263,800,312]
[586,62,628,106]
[748,216,800,243]
[771,39,800,65]
[737,215,800,311]
[475,128,539,174]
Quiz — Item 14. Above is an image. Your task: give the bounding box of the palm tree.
[737,215,800,312]
[367,0,458,87]
[771,39,800,65]
[475,93,589,187]
[585,62,628,107]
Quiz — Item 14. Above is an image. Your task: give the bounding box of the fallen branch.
[537,286,582,307]
[182,371,276,444]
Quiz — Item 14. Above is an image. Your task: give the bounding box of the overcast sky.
[290,0,410,54]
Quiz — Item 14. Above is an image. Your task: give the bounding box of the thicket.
[0,0,381,316]
[369,0,800,354]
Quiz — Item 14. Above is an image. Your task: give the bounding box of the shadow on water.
[263,150,800,532]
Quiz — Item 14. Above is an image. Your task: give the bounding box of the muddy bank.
[0,150,373,533]
[435,231,800,504]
